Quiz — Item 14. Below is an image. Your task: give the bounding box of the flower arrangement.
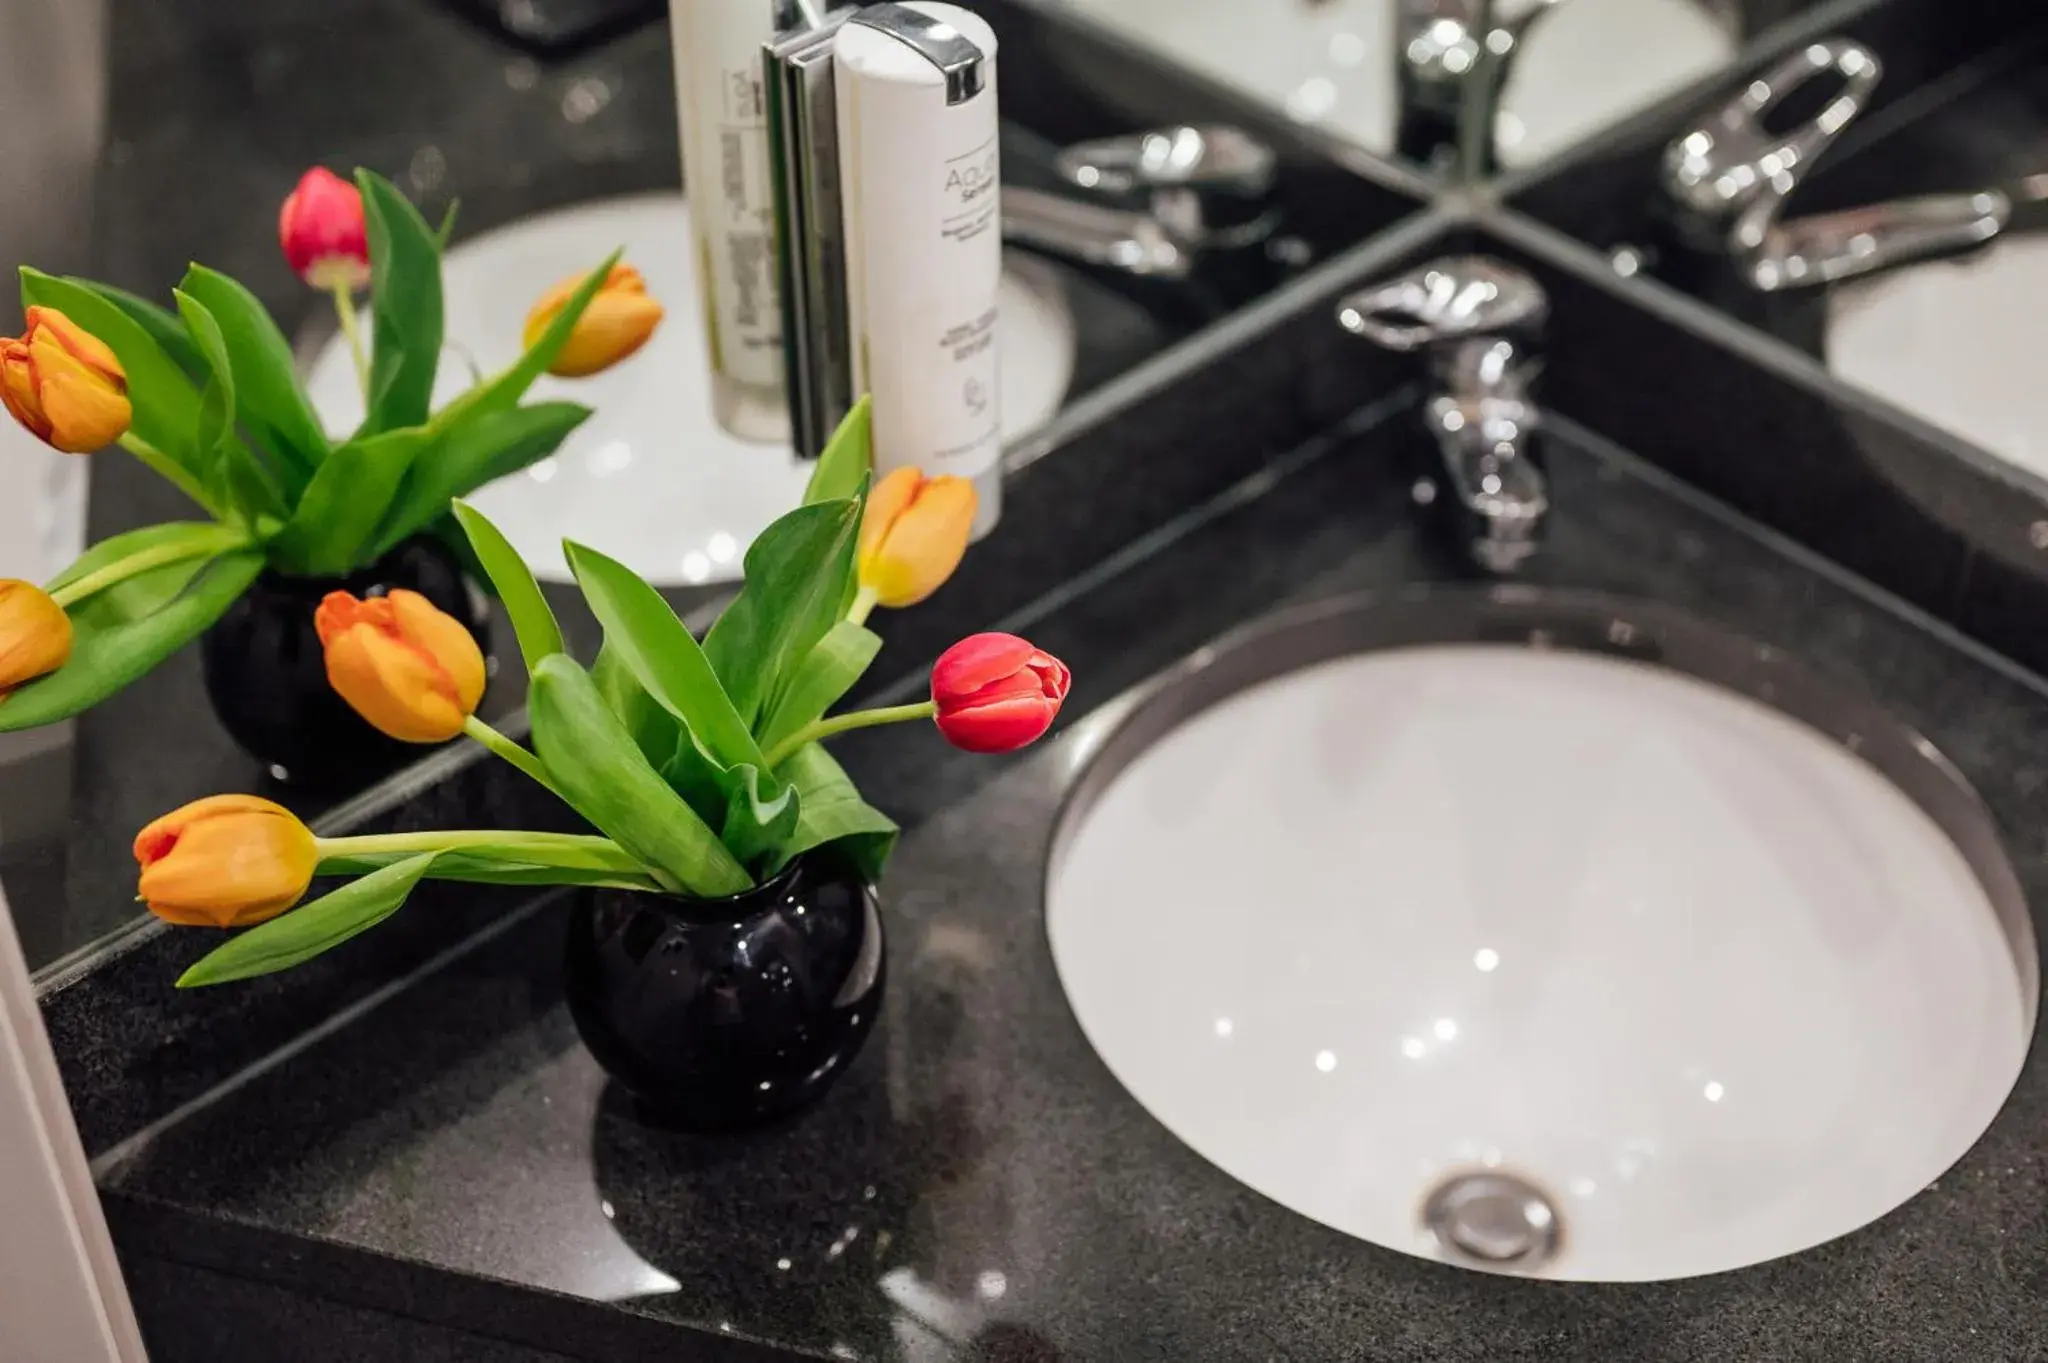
[0,167,661,731]
[131,404,1071,987]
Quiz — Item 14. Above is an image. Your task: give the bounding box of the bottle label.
[686,41,783,390]
[927,132,1002,475]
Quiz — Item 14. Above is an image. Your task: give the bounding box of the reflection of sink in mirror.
[305,194,1076,588]
[1047,0,1736,166]
[1047,608,2035,1281]
[1827,240,2048,483]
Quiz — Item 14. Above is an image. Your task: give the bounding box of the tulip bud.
[858,467,978,609]
[0,580,73,697]
[135,794,319,929]
[279,167,371,290]
[316,589,487,743]
[931,632,1071,754]
[0,307,132,454]
[523,263,664,377]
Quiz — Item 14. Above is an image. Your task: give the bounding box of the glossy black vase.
[563,850,885,1131]
[199,536,489,789]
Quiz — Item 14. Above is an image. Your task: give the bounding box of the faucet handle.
[1053,125,1277,199]
[1336,256,1548,353]
[1662,39,1881,252]
[1055,126,1282,252]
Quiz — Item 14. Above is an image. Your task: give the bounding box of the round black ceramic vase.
[199,536,490,788]
[563,849,886,1132]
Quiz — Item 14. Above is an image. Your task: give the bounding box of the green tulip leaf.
[701,497,862,729]
[44,522,247,595]
[527,653,751,897]
[176,264,332,491]
[719,761,802,875]
[268,426,433,576]
[803,395,873,506]
[0,547,263,732]
[77,282,206,385]
[369,402,589,561]
[357,170,444,436]
[172,288,288,532]
[771,742,897,883]
[593,641,682,770]
[451,500,564,671]
[434,249,621,429]
[564,539,764,772]
[176,852,439,988]
[19,267,221,515]
[758,620,882,756]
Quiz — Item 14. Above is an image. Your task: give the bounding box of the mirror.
[1509,0,2048,491]
[0,0,1418,975]
[1036,0,1825,172]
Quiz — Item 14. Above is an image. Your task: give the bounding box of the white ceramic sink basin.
[1052,0,1736,168]
[306,194,1075,586]
[1046,593,2036,1281]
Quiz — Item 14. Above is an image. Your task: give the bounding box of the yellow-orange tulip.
[0,306,132,453]
[522,263,664,377]
[0,579,72,698]
[857,467,978,608]
[316,589,487,743]
[135,795,318,929]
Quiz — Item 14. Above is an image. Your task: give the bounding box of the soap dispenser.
[834,2,1005,536]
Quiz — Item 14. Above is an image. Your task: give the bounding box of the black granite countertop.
[89,404,2048,1361]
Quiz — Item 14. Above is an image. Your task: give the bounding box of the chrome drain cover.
[1420,1172,1561,1270]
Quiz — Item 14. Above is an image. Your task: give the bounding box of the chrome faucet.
[1001,125,1282,281]
[1662,39,2011,291]
[1338,257,1550,574]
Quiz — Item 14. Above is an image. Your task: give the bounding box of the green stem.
[48,526,252,608]
[846,583,880,628]
[316,830,633,859]
[463,715,558,795]
[331,278,369,404]
[116,432,210,509]
[762,699,937,770]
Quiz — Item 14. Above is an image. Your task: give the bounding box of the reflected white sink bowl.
[1046,592,2037,1281]
[306,194,1075,586]
[1053,0,1735,168]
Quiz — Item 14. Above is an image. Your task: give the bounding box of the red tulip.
[279,167,370,290]
[930,633,1070,754]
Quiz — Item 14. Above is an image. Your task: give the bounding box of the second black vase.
[199,535,490,789]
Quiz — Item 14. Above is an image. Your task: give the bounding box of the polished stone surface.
[96,417,2048,1361]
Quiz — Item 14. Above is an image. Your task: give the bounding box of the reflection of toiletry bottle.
[836,2,1002,537]
[670,0,790,442]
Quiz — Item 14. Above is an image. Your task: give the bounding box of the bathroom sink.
[1046,590,2037,1281]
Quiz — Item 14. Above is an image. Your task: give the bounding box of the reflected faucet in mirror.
[1337,256,1550,574]
[1661,39,2014,292]
[1003,125,1283,278]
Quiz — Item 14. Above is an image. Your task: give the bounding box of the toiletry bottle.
[671,0,792,442]
[836,2,1003,536]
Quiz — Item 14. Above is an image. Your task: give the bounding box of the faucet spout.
[1337,259,1552,575]
[1427,338,1547,575]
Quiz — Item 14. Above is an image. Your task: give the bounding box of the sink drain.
[1420,1171,1561,1271]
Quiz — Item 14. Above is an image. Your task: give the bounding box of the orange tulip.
[316,589,486,743]
[522,263,664,377]
[0,306,132,453]
[0,579,72,698]
[135,795,319,928]
[857,467,978,608]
